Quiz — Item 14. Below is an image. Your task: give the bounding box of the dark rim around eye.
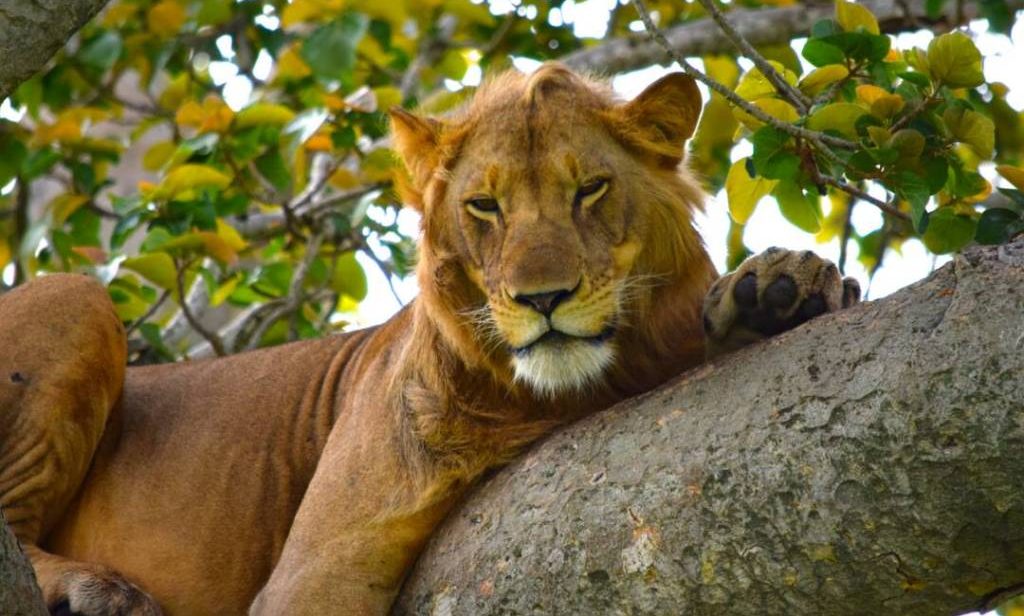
[466,198,500,213]
[575,178,609,205]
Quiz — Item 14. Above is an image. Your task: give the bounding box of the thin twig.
[824,177,908,220]
[631,0,856,151]
[694,0,810,113]
[175,260,227,357]
[125,290,170,337]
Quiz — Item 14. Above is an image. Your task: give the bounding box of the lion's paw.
[702,247,860,356]
[49,568,162,616]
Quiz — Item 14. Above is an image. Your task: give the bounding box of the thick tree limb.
[563,0,1024,75]
[0,0,112,100]
[396,238,1024,615]
[0,510,45,615]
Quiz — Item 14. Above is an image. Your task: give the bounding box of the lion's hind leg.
[0,275,160,615]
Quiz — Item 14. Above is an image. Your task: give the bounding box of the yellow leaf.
[198,232,238,265]
[798,65,849,96]
[49,194,90,224]
[148,1,187,38]
[735,62,798,102]
[372,86,403,112]
[927,32,984,88]
[159,73,191,110]
[143,141,176,172]
[282,0,343,27]
[210,275,241,306]
[33,118,82,145]
[807,103,867,138]
[996,165,1024,191]
[704,55,741,89]
[122,253,178,290]
[175,101,205,128]
[441,0,495,26]
[215,219,247,252]
[304,133,333,152]
[275,45,312,81]
[350,0,406,26]
[235,103,297,129]
[855,84,887,105]
[725,159,778,224]
[836,0,880,34]
[0,240,10,270]
[156,164,232,200]
[733,98,799,131]
[329,168,360,189]
[870,94,905,118]
[103,3,139,27]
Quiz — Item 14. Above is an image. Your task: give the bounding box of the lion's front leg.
[249,418,461,616]
[702,247,861,357]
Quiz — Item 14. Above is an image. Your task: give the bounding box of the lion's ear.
[390,107,444,207]
[613,73,702,166]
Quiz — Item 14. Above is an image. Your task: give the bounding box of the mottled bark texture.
[397,239,1024,616]
[0,510,45,615]
[564,0,1024,75]
[0,0,112,99]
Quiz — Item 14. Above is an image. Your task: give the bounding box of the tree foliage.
[0,0,1021,363]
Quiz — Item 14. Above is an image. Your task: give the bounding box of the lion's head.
[390,64,710,397]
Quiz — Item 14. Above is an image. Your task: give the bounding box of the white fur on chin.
[512,338,614,397]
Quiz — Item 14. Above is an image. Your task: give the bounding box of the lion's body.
[47,321,386,614]
[0,64,855,615]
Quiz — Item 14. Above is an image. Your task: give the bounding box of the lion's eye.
[575,178,610,208]
[465,197,501,219]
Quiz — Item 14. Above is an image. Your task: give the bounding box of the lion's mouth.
[512,326,616,356]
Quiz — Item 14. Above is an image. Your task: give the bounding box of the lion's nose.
[514,288,574,317]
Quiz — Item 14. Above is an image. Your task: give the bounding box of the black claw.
[764,275,798,310]
[842,278,862,307]
[798,293,828,321]
[733,272,758,308]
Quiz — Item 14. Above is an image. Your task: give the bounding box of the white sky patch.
[0,98,25,122]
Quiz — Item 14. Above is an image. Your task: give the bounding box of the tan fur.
[0,64,724,615]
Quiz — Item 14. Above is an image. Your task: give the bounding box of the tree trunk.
[0,0,112,99]
[0,510,46,615]
[396,239,1024,616]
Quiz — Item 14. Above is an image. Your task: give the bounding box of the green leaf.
[927,32,984,88]
[888,171,931,232]
[725,159,777,224]
[301,13,368,83]
[922,207,976,253]
[943,106,995,158]
[751,126,799,181]
[331,251,368,301]
[819,32,891,62]
[122,252,178,290]
[773,181,822,233]
[79,32,123,72]
[802,40,846,67]
[807,103,867,138]
[975,208,1022,244]
[925,0,947,19]
[254,149,292,192]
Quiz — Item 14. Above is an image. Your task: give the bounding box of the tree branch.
[397,238,1024,615]
[0,0,113,99]
[563,0,1024,76]
[0,510,45,615]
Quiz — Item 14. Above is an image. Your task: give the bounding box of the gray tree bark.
[396,238,1024,616]
[0,0,112,100]
[564,0,1024,75]
[0,510,45,615]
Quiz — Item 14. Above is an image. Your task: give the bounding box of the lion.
[0,63,859,615]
